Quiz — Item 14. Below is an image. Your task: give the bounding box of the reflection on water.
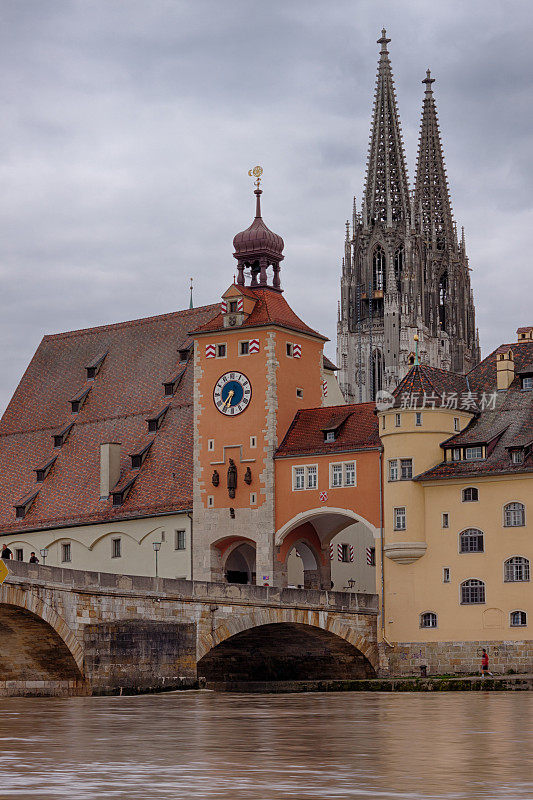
[0,691,531,799]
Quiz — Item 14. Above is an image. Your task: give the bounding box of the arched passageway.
[224,542,256,584]
[197,622,376,686]
[0,604,83,684]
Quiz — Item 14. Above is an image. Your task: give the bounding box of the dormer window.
[523,376,533,390]
[34,456,57,483]
[52,421,75,448]
[178,347,191,363]
[162,368,185,397]
[14,491,39,519]
[130,440,153,470]
[146,404,170,432]
[511,449,525,464]
[325,430,336,442]
[112,477,136,507]
[464,446,483,461]
[70,384,92,413]
[86,350,108,380]
[229,300,238,313]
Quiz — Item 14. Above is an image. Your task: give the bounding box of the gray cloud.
[1,0,532,412]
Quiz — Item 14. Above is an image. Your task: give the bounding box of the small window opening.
[15,548,23,562]
[175,530,186,550]
[443,567,450,583]
[286,343,293,357]
[240,341,249,355]
[112,538,121,558]
[296,388,303,399]
[217,344,226,358]
[61,543,71,563]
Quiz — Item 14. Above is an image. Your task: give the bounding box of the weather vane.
[248,165,263,188]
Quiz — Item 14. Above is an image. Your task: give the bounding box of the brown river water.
[0,691,531,799]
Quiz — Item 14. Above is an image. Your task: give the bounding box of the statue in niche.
[227,458,237,498]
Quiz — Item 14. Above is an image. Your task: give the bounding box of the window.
[229,300,238,313]
[325,430,335,442]
[394,507,406,531]
[454,417,460,432]
[465,446,483,460]
[415,412,422,426]
[462,487,479,502]
[330,462,356,488]
[504,502,525,527]
[239,341,249,355]
[207,495,214,508]
[293,465,317,491]
[208,439,214,451]
[250,493,257,505]
[400,459,413,480]
[522,376,533,390]
[339,544,350,563]
[15,548,23,562]
[296,388,304,399]
[442,513,449,529]
[452,448,461,461]
[216,344,226,358]
[345,462,356,487]
[286,343,293,357]
[250,436,256,448]
[388,460,398,481]
[443,567,450,583]
[61,543,71,563]
[420,612,437,628]
[372,245,386,291]
[504,557,530,582]
[510,611,527,627]
[112,538,121,558]
[307,465,318,490]
[459,528,484,553]
[460,579,485,604]
[175,530,186,550]
[395,413,401,427]
[511,449,524,464]
[331,464,343,488]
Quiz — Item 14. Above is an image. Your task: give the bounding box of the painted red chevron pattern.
[337,543,343,561]
[322,380,328,396]
[205,344,216,358]
[220,300,227,313]
[237,297,244,312]
[249,339,260,354]
[293,343,302,358]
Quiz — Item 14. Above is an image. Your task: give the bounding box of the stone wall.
[383,640,533,676]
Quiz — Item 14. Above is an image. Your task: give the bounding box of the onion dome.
[233,189,284,290]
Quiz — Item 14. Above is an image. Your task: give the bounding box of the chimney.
[100,443,121,498]
[517,326,533,342]
[496,349,515,391]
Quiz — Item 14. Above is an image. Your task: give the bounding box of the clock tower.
[191,174,327,585]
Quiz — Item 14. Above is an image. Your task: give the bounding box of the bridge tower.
[191,173,328,586]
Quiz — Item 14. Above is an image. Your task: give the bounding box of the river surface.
[0,691,531,799]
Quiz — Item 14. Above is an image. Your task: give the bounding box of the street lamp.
[153,541,161,577]
[40,548,48,565]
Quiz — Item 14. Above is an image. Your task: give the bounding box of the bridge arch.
[197,612,377,684]
[0,583,85,683]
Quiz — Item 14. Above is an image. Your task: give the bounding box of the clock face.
[213,371,252,416]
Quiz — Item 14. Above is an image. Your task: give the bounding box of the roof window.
[146,404,170,432]
[86,350,108,380]
[70,383,92,413]
[178,346,191,363]
[129,439,154,470]
[52,421,75,448]
[162,367,185,397]
[111,477,136,507]
[14,491,39,519]
[34,456,57,483]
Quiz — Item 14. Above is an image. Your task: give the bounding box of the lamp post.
[153,541,161,577]
[39,548,48,565]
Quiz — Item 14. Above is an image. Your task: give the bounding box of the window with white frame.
[454,417,460,432]
[388,459,398,481]
[464,446,483,460]
[462,487,479,502]
[420,612,437,628]
[510,610,527,627]
[395,413,401,427]
[394,507,406,531]
[504,502,525,527]
[325,430,336,442]
[443,567,450,583]
[522,376,533,390]
[400,458,413,479]
[504,557,530,582]
[330,462,356,488]
[460,578,485,604]
[415,412,422,426]
[175,530,186,550]
[293,465,317,491]
[511,449,524,464]
[452,448,461,461]
[239,341,249,355]
[216,343,226,358]
[459,528,484,553]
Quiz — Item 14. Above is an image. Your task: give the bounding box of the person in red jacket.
[481,648,493,677]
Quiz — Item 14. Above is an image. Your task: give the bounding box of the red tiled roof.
[192,287,327,341]
[0,304,219,534]
[275,403,380,458]
[322,355,338,371]
[392,364,472,408]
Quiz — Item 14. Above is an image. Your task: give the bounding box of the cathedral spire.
[414,70,455,249]
[364,29,411,227]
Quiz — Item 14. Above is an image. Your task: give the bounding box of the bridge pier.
[0,562,378,696]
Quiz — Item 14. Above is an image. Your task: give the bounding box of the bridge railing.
[3,560,378,613]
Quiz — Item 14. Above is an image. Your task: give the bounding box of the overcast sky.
[1,0,532,413]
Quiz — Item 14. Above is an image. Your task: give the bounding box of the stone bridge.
[0,561,378,696]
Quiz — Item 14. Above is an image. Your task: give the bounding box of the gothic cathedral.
[337,30,480,403]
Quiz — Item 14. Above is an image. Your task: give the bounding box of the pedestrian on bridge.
[29,552,39,563]
[1,544,12,560]
[481,649,493,678]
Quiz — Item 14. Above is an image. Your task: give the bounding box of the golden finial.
[248,165,263,188]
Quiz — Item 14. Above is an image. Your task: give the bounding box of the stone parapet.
[382,640,533,676]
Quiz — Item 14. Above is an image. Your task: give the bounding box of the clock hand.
[222,389,234,409]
